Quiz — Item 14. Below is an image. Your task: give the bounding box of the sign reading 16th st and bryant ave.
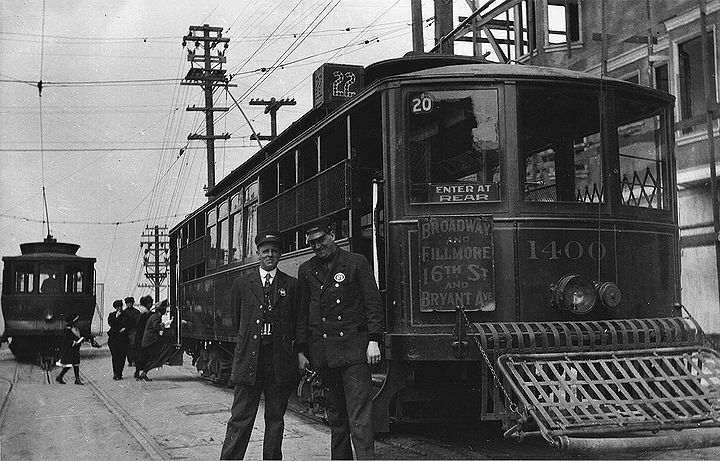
[418,216,496,312]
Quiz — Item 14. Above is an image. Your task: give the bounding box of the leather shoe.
[74,379,84,385]
[55,376,66,384]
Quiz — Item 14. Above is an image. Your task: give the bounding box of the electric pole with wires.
[138,225,170,303]
[181,24,235,194]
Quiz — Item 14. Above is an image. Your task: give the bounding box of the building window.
[678,33,716,133]
[655,64,669,93]
[547,0,580,45]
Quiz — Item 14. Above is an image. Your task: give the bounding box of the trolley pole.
[181,25,234,194]
[139,225,170,302]
[699,0,720,312]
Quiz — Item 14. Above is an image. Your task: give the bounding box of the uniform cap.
[304,217,331,242]
[255,231,282,247]
[113,299,123,308]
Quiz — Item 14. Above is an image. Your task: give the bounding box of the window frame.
[673,26,719,141]
[399,82,508,217]
[516,81,613,216]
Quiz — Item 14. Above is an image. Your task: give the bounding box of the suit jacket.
[229,269,301,386]
[296,248,384,368]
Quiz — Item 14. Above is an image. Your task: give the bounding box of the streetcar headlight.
[597,282,621,309]
[552,275,598,315]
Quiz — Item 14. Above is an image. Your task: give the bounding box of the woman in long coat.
[55,314,85,385]
[139,300,175,381]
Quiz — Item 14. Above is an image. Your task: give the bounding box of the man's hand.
[367,341,381,365]
[298,352,310,372]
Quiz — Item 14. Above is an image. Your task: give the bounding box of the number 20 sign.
[411,93,434,114]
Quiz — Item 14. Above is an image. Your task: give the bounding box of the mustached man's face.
[257,243,281,271]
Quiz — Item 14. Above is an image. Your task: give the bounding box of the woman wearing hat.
[55,314,86,385]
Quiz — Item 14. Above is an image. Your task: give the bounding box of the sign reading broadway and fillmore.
[418,216,495,312]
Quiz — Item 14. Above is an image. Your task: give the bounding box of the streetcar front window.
[616,95,669,209]
[64,264,84,293]
[407,88,501,204]
[519,86,603,203]
[14,263,35,293]
[39,263,62,293]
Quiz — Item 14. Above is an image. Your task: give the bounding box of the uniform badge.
[334,272,345,283]
[279,288,286,297]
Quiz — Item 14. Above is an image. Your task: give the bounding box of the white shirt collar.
[259,267,277,282]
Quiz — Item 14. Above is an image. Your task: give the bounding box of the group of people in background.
[107,295,175,382]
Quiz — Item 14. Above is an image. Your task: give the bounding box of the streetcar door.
[350,94,385,291]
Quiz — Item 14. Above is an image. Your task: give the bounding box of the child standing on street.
[55,314,85,385]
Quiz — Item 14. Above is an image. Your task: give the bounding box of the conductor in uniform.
[296,217,384,460]
[220,231,300,460]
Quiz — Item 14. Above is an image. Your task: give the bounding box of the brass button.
[322,317,326,322]
[337,315,342,321]
[256,319,260,324]
[339,331,344,337]
[336,299,340,304]
[322,333,327,338]
[253,334,258,339]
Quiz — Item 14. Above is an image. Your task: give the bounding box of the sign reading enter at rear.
[427,182,499,202]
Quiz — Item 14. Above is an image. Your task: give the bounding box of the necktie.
[262,273,272,335]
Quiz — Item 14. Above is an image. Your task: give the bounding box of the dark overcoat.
[229,269,301,386]
[296,248,384,368]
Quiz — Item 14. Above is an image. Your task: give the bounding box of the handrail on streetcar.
[371,179,382,289]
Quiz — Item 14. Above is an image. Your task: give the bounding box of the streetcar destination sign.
[418,216,496,312]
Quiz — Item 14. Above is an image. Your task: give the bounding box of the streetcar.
[170,53,720,451]
[1,235,96,362]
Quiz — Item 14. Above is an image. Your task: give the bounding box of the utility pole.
[139,225,170,303]
[411,0,424,52]
[181,24,233,193]
[699,0,720,313]
[248,98,296,141]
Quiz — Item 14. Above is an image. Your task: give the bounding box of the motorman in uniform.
[296,217,384,459]
[221,231,300,460]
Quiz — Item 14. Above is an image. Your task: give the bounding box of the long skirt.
[143,341,177,371]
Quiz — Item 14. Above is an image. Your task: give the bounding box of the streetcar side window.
[39,263,62,293]
[244,180,259,262]
[14,263,35,293]
[520,86,603,203]
[407,88,501,204]
[230,192,242,263]
[616,95,669,210]
[207,208,217,270]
